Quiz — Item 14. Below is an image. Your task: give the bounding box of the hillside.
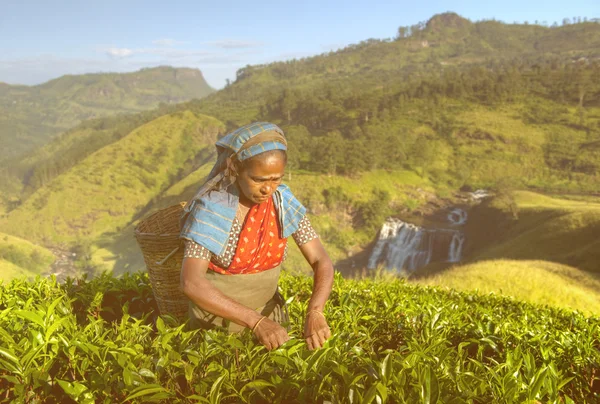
[0,66,214,162]
[464,191,600,272]
[0,112,224,245]
[0,232,55,280]
[413,260,600,315]
[4,15,598,209]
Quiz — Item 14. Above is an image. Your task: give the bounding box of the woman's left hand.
[303,311,331,350]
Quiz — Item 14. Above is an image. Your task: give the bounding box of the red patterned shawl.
[208,197,287,275]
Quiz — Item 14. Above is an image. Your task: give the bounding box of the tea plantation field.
[0,271,598,403]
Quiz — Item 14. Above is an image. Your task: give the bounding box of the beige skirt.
[188,265,289,333]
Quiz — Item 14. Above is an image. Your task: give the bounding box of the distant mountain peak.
[425,12,472,32]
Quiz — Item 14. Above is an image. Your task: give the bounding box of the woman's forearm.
[307,256,334,312]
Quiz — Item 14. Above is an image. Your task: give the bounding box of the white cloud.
[103,47,215,59]
[0,38,270,88]
[106,48,134,58]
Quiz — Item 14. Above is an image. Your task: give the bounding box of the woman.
[180,122,334,351]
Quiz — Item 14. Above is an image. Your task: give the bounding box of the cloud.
[102,47,215,59]
[204,39,264,49]
[0,39,264,88]
[152,39,187,47]
[106,48,134,58]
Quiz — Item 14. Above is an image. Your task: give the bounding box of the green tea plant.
[0,271,598,403]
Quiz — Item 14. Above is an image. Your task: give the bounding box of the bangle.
[251,316,267,333]
[306,310,325,319]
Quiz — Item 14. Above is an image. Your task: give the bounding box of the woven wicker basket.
[134,202,189,319]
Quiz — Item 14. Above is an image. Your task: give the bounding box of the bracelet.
[251,316,267,333]
[306,310,326,319]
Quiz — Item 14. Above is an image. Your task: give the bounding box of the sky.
[1,0,598,89]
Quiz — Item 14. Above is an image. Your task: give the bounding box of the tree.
[353,188,391,234]
[396,26,409,39]
[312,131,344,174]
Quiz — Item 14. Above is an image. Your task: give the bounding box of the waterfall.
[368,208,467,273]
[447,208,467,225]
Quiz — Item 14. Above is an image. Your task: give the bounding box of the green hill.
[3,15,599,209]
[0,232,55,280]
[0,66,214,163]
[464,191,600,272]
[413,260,600,316]
[0,112,224,246]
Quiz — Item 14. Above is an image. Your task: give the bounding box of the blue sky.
[1,0,598,88]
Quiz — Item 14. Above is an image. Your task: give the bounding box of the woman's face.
[236,151,286,205]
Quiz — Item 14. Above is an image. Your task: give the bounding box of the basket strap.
[156,246,181,266]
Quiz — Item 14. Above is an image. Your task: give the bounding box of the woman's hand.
[252,317,290,350]
[303,311,331,350]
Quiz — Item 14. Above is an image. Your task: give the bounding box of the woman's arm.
[180,258,290,350]
[297,238,334,349]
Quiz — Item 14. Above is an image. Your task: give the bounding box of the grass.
[512,190,600,209]
[413,259,600,316]
[0,232,54,281]
[451,102,599,191]
[457,104,548,146]
[0,260,38,281]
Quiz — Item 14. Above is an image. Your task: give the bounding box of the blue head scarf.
[180,122,306,255]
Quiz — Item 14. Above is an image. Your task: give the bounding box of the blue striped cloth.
[180,122,306,256]
[216,122,286,160]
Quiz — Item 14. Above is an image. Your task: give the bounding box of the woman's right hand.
[252,317,290,350]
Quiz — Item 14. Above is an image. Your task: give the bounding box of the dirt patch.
[44,247,94,282]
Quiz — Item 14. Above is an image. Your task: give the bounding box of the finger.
[269,337,281,350]
[275,332,288,348]
[277,330,289,347]
[318,328,330,344]
[274,336,285,349]
[306,335,314,350]
[311,333,322,350]
[317,330,328,347]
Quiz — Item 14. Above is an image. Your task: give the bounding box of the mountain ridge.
[0,66,215,163]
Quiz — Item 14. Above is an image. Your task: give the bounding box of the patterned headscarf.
[180,122,305,255]
[187,122,287,202]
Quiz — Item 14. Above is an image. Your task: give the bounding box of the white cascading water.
[368,208,467,273]
[447,208,467,225]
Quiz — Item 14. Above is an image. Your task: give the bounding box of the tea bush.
[0,271,598,403]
